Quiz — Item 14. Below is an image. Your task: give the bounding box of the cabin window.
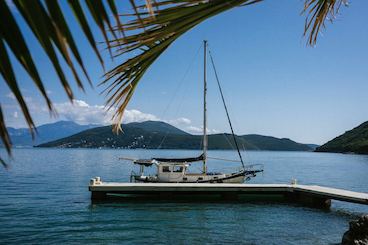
[162,166,170,172]
[198,177,203,181]
[173,166,184,173]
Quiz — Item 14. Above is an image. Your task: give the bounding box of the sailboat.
[126,41,263,183]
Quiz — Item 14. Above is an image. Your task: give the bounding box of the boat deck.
[89,178,368,208]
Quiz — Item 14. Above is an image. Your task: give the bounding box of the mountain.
[315,121,368,154]
[126,121,189,135]
[37,121,313,151]
[241,134,312,151]
[5,121,99,147]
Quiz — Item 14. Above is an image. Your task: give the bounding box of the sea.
[0,148,367,244]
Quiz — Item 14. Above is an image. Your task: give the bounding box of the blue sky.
[1,1,368,145]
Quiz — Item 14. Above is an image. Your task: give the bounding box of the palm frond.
[303,0,347,45]
[67,0,104,66]
[0,0,347,167]
[0,106,10,169]
[0,0,123,163]
[103,0,346,131]
[102,0,262,132]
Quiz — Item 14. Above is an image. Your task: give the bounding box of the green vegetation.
[37,121,313,151]
[315,121,368,154]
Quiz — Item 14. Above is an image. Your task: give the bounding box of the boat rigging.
[125,40,263,183]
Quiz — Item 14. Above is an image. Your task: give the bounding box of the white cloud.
[24,96,33,102]
[211,129,220,134]
[53,99,218,134]
[6,92,32,103]
[123,109,159,123]
[5,98,220,134]
[72,99,89,107]
[6,92,16,100]
[54,99,160,125]
[54,99,112,125]
[187,126,203,134]
[186,125,219,134]
[168,117,191,126]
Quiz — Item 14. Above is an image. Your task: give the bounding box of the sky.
[1,0,368,145]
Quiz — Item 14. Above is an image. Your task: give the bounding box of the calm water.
[1,148,368,244]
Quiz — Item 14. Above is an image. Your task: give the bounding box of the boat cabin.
[156,163,188,182]
[130,156,247,183]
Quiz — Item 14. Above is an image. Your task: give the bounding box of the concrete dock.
[89,178,368,209]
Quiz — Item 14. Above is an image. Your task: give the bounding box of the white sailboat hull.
[133,170,248,184]
[126,41,264,185]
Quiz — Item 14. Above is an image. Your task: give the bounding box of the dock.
[89,177,368,209]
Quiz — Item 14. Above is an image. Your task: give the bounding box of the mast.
[203,40,208,174]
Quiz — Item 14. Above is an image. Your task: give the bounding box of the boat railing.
[245,163,264,170]
[244,164,264,174]
[130,170,138,183]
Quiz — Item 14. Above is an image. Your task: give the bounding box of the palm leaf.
[67,0,104,67]
[13,0,79,98]
[303,0,348,45]
[103,0,346,131]
[0,0,121,162]
[45,0,92,85]
[0,0,346,166]
[85,0,118,57]
[0,106,10,169]
[0,1,53,113]
[102,0,262,132]
[0,30,36,138]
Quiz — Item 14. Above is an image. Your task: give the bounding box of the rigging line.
[156,44,202,149]
[160,44,202,119]
[207,156,241,163]
[208,48,245,170]
[222,133,236,150]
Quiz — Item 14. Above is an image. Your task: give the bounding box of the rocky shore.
[342,215,368,245]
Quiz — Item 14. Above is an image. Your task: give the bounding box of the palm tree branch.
[0,0,347,167]
[0,38,36,137]
[103,0,261,131]
[67,0,104,67]
[0,105,11,169]
[303,0,347,45]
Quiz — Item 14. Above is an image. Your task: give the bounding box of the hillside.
[126,121,189,135]
[37,121,313,151]
[315,121,368,154]
[5,121,99,146]
[242,134,312,151]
